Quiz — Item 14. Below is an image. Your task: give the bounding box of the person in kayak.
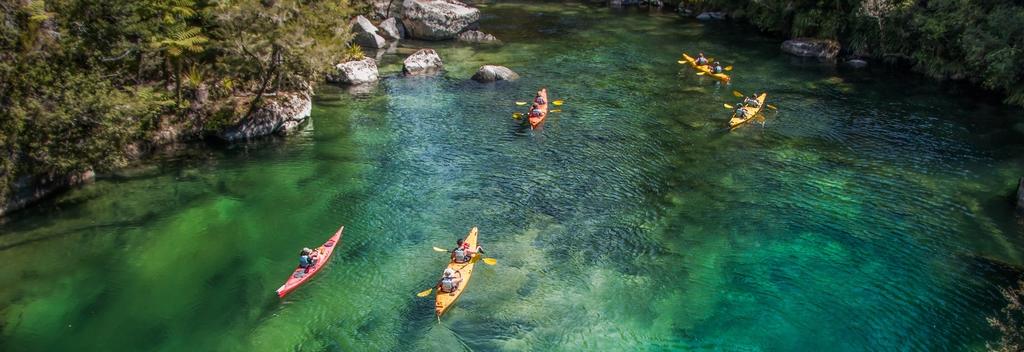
[534,93,546,106]
[734,104,749,119]
[437,268,463,293]
[711,62,724,74]
[452,238,484,263]
[695,52,709,66]
[743,94,761,108]
[527,104,544,119]
[299,247,319,273]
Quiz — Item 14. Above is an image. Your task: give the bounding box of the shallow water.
[4,3,1024,351]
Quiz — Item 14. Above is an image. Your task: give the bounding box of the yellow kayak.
[729,93,767,129]
[435,227,479,317]
[680,53,730,83]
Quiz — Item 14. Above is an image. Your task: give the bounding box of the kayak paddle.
[723,103,735,109]
[432,246,497,265]
[550,109,562,113]
[417,287,433,297]
[725,66,733,71]
[515,101,527,106]
[767,104,778,110]
[732,90,744,98]
[552,100,564,106]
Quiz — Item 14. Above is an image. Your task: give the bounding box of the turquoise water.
[3,3,1024,351]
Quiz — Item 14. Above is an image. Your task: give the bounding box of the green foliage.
[344,43,366,61]
[0,0,356,199]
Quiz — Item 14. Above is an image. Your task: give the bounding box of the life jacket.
[453,247,470,263]
[535,97,546,105]
[441,277,457,292]
[299,255,312,267]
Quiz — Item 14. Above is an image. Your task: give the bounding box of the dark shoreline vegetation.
[680,0,1024,105]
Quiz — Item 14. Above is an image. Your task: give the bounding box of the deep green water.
[4,3,1024,351]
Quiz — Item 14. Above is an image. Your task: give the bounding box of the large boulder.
[379,17,405,40]
[457,30,500,44]
[1,171,95,217]
[403,48,444,75]
[372,0,403,19]
[218,92,312,141]
[328,57,379,85]
[781,38,841,59]
[472,65,519,82]
[351,15,387,49]
[401,0,480,40]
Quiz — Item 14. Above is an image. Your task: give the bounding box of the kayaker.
[743,94,761,108]
[452,238,484,264]
[696,52,709,66]
[528,104,544,118]
[534,93,546,106]
[299,247,319,273]
[437,268,463,293]
[711,62,724,74]
[734,104,748,119]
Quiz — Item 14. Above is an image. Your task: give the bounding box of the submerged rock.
[379,17,405,40]
[696,12,726,20]
[401,0,480,40]
[217,92,312,142]
[782,38,841,60]
[1,171,95,217]
[472,65,519,82]
[457,30,500,44]
[844,58,868,68]
[329,57,379,85]
[403,48,443,75]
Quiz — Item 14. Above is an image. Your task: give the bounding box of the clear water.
[3,3,1024,351]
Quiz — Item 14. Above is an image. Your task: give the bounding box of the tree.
[211,0,353,118]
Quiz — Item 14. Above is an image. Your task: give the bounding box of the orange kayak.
[435,227,479,317]
[680,53,730,83]
[528,88,549,129]
[275,225,344,298]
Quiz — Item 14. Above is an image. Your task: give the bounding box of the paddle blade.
[550,109,562,113]
[767,104,778,110]
[416,288,433,297]
[552,100,564,106]
[696,72,706,76]
[677,60,686,64]
[432,246,448,252]
[723,103,734,109]
[732,90,744,97]
[515,101,527,106]
[482,258,497,265]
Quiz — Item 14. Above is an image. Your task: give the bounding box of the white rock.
[401,0,480,40]
[457,30,500,44]
[330,57,379,85]
[380,17,405,40]
[403,48,443,75]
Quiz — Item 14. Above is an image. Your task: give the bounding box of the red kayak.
[275,225,344,298]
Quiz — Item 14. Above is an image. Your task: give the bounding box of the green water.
[4,3,1024,351]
